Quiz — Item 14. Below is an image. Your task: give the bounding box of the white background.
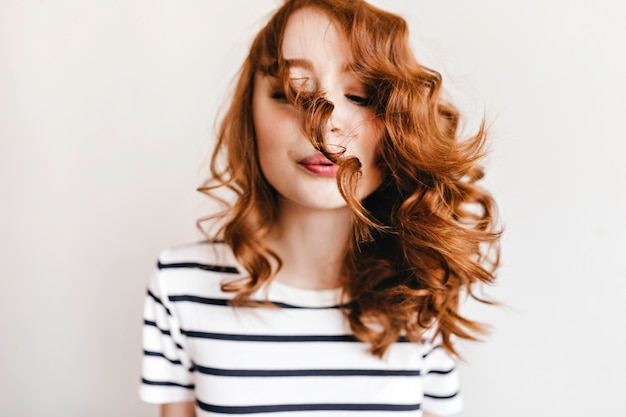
[1,1,625,416]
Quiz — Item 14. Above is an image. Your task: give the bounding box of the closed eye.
[346,94,370,106]
[271,91,288,102]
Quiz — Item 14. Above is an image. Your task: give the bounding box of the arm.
[140,269,196,410]
[161,401,195,417]
[420,330,463,417]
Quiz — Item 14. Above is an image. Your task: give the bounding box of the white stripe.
[171,303,349,335]
[194,374,422,406]
[189,339,423,371]
[142,356,192,384]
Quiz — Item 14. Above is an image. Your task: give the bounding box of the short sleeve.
[420,332,463,416]
[139,269,195,404]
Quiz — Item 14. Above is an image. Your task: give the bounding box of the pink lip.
[298,155,339,177]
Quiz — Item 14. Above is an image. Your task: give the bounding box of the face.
[252,7,384,212]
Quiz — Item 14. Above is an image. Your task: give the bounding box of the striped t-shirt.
[140,241,463,416]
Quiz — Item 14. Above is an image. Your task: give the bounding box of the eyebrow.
[285,59,314,71]
[285,58,352,73]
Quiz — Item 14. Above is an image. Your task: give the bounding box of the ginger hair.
[198,0,501,358]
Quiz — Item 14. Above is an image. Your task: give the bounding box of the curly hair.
[198,0,501,358]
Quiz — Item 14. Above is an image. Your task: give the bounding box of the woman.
[140,1,500,416]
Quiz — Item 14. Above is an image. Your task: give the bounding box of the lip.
[298,155,339,177]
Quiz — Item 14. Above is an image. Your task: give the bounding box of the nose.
[325,91,350,142]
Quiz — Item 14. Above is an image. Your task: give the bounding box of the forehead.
[281,7,352,70]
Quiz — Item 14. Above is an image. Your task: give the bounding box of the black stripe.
[147,289,172,316]
[144,319,171,336]
[427,367,455,375]
[143,350,182,366]
[424,391,460,400]
[143,320,184,350]
[144,320,171,336]
[168,295,341,310]
[193,364,420,377]
[196,400,420,414]
[180,329,410,343]
[422,344,442,358]
[141,378,194,390]
[180,330,359,342]
[158,261,239,274]
[169,295,231,306]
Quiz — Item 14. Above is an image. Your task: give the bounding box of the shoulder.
[152,241,242,298]
[157,240,240,273]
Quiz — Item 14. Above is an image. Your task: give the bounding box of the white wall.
[1,1,624,416]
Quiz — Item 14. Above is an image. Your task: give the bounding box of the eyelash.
[270,91,370,107]
[346,95,370,106]
[270,91,288,102]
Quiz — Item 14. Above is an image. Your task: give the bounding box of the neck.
[265,199,352,290]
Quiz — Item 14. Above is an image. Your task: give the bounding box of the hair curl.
[198,0,501,358]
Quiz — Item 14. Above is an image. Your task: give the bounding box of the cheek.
[252,103,278,161]
[252,98,299,176]
[253,98,295,148]
[357,118,384,164]
[254,120,276,172]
